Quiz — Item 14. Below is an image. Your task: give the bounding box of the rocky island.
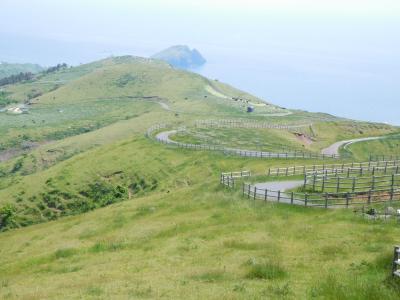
[152,45,206,69]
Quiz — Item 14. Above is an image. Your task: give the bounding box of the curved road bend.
[156,129,387,159]
[156,130,318,158]
[321,136,384,156]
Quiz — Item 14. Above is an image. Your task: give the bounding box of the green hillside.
[0,56,400,299]
[0,62,44,79]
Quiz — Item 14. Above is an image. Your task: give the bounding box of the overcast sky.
[1,0,399,60]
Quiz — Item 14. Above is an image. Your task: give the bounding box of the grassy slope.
[0,56,400,299]
[348,134,400,161]
[1,161,399,299]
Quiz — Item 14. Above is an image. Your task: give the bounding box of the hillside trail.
[253,180,304,205]
[321,136,384,156]
[155,130,323,158]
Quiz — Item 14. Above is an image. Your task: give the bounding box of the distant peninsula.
[0,62,44,80]
[151,45,206,69]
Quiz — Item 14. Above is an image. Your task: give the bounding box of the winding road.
[321,136,384,156]
[155,130,334,159]
[155,124,388,160]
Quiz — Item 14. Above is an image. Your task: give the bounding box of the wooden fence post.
[254,186,257,200]
[336,177,340,193]
[392,246,400,277]
[291,192,294,205]
[346,193,350,208]
[312,174,316,191]
[278,190,281,202]
[305,193,308,206]
[264,189,268,202]
[324,193,328,208]
[391,174,395,191]
[390,187,394,203]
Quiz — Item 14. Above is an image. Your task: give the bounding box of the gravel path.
[253,180,305,205]
[156,128,387,161]
[254,180,304,191]
[321,136,384,156]
[155,130,178,143]
[155,130,331,159]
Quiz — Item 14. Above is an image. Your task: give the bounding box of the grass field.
[0,55,400,299]
[348,134,400,161]
[1,175,400,299]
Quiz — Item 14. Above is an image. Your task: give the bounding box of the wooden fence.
[156,137,339,159]
[267,160,400,177]
[195,119,312,132]
[242,182,400,208]
[370,155,400,162]
[146,123,168,137]
[220,171,251,188]
[149,123,339,159]
[393,246,400,277]
[304,173,400,193]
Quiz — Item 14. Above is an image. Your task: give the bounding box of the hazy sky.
[2,0,399,57]
[1,1,399,123]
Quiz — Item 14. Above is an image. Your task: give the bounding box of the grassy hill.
[0,62,44,79]
[0,55,399,299]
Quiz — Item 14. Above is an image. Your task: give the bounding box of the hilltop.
[0,55,399,299]
[152,45,206,69]
[0,62,44,79]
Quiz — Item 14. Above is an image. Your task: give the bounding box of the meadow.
[0,56,399,299]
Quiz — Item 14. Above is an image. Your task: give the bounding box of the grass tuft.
[89,240,126,253]
[191,270,227,283]
[54,247,78,259]
[246,261,287,280]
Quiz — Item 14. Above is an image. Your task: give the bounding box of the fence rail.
[267,160,400,177]
[370,155,400,162]
[220,171,251,188]
[146,123,168,138]
[195,119,312,132]
[149,124,339,160]
[242,183,400,208]
[305,173,400,193]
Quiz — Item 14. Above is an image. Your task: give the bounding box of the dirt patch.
[294,132,314,145]
[0,141,51,162]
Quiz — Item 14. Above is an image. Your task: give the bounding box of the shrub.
[0,204,17,230]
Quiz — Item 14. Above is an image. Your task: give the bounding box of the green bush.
[0,204,17,231]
